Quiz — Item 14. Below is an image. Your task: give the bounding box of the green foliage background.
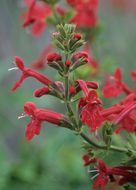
[0,0,136,189]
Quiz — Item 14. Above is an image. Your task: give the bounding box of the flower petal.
[76,80,89,97]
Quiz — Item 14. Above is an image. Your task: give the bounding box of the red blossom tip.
[82,154,97,166]
[65,60,71,67]
[76,80,89,97]
[114,68,122,82]
[74,33,82,40]
[22,0,36,28]
[86,81,99,89]
[34,87,50,97]
[47,53,62,62]
[24,102,37,116]
[87,90,99,102]
[69,86,76,95]
[15,56,25,70]
[75,51,88,59]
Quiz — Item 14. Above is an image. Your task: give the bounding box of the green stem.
[51,5,59,24]
[64,74,69,100]
[80,131,128,153]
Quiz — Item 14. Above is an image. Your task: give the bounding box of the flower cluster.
[10,0,136,189]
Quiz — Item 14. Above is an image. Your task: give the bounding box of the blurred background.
[0,0,136,189]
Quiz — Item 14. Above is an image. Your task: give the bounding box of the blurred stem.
[50,5,59,24]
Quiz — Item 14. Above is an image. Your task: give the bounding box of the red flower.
[113,94,136,133]
[71,0,99,28]
[21,0,52,36]
[22,0,36,27]
[74,51,89,63]
[101,105,124,119]
[77,80,105,132]
[24,102,63,141]
[74,81,99,97]
[93,160,109,190]
[102,68,131,98]
[91,159,136,190]
[47,53,62,63]
[82,155,97,166]
[9,56,53,92]
[31,44,53,69]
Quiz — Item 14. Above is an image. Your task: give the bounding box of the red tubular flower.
[93,160,109,190]
[22,0,36,27]
[10,56,53,92]
[77,80,89,96]
[113,103,136,124]
[47,53,62,63]
[74,51,88,59]
[77,80,105,132]
[21,0,52,36]
[73,81,99,97]
[111,94,136,133]
[103,68,132,98]
[113,103,136,133]
[82,155,97,166]
[34,87,50,97]
[73,51,89,65]
[31,44,53,69]
[71,0,99,28]
[24,102,63,141]
[101,105,124,118]
[91,159,136,190]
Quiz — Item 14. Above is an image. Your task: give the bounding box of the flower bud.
[47,53,62,62]
[69,86,76,95]
[65,60,71,67]
[53,32,60,37]
[74,33,82,40]
[34,87,50,97]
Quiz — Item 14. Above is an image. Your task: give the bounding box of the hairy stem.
[80,131,128,153]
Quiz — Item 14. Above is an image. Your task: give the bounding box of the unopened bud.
[65,60,71,67]
[74,33,82,40]
[69,86,76,95]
